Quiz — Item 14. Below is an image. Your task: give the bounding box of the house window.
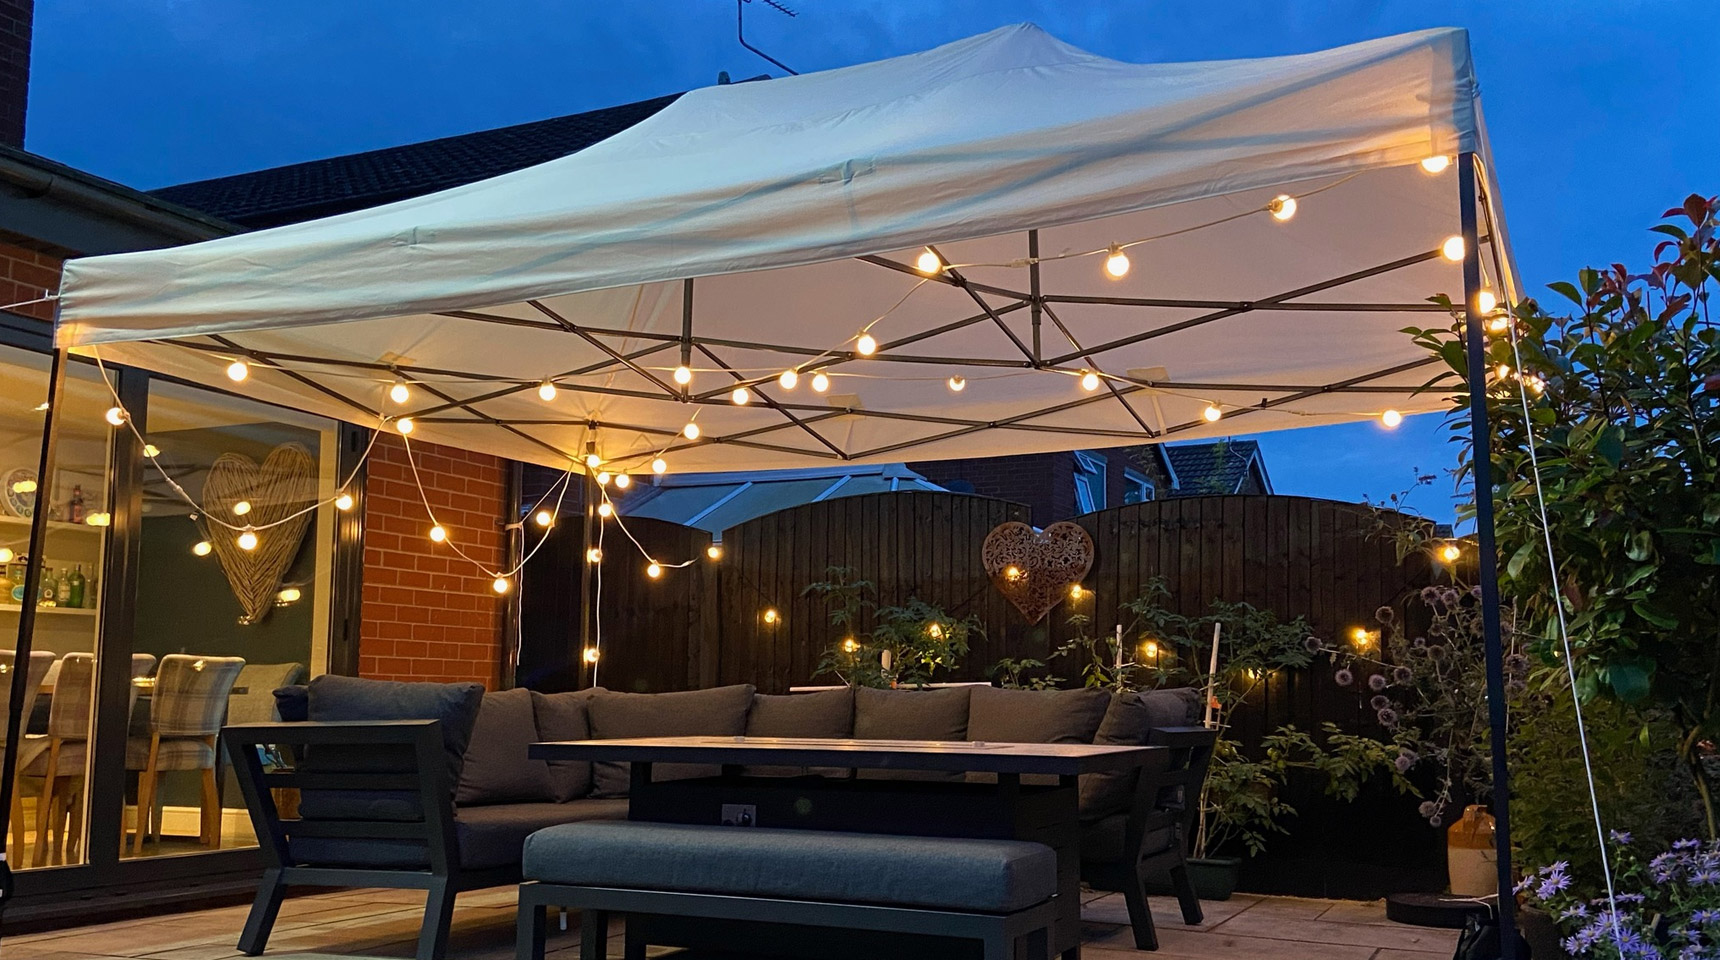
[1073,451,1106,514]
[1123,468,1154,504]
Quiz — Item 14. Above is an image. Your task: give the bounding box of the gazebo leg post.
[1458,150,1518,959]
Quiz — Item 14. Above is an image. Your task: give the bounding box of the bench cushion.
[289,797,630,871]
[522,821,1056,913]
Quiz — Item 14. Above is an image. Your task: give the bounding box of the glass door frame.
[2,319,369,912]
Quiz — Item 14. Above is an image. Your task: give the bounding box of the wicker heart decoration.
[981,521,1094,625]
[203,443,318,625]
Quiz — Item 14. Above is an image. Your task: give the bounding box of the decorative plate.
[2,467,37,518]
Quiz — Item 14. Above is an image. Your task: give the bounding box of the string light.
[237,529,259,551]
[915,248,942,274]
[142,444,160,458]
[1203,404,1223,423]
[104,406,127,427]
[646,562,662,579]
[778,369,799,390]
[763,608,779,624]
[1442,236,1466,261]
[277,587,302,604]
[429,524,448,542]
[389,381,410,404]
[232,500,252,516]
[1488,315,1512,334]
[672,365,693,386]
[585,453,602,470]
[1351,626,1372,648]
[947,376,965,392]
[597,502,614,518]
[1143,640,1160,659]
[597,471,612,485]
[1080,370,1101,391]
[85,512,111,527]
[1496,363,1512,380]
[192,540,213,557]
[651,458,667,475]
[856,333,877,356]
[614,474,631,489]
[927,622,943,638]
[707,544,723,560]
[842,637,858,653]
[731,387,751,405]
[0,547,11,563]
[586,547,603,563]
[1421,155,1452,174]
[1003,565,1022,581]
[1439,543,1462,563]
[534,509,554,527]
[10,479,34,494]
[810,371,830,393]
[1381,409,1403,428]
[537,380,558,402]
[1269,195,1297,221]
[396,417,415,435]
[492,576,511,594]
[226,360,249,382]
[335,492,354,511]
[1476,290,1498,314]
[1070,584,1084,599]
[682,422,701,440]
[582,647,600,664]
[1104,244,1130,278]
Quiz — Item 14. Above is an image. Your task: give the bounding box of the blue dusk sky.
[25,2,1716,523]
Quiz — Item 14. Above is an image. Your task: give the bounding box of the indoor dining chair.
[1,648,56,860]
[128,654,245,855]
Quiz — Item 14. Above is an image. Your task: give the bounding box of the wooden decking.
[4,887,1460,960]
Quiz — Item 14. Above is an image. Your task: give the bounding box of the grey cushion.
[273,684,309,722]
[306,675,484,787]
[587,685,756,798]
[1080,688,1202,820]
[853,686,972,781]
[1078,812,1176,864]
[289,797,629,871]
[523,821,1056,913]
[964,685,1111,786]
[533,688,599,801]
[744,688,853,777]
[458,688,554,806]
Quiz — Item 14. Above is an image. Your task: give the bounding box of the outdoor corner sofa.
[220,674,1215,960]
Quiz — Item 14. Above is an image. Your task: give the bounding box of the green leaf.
[1595,427,1624,467]
[1607,660,1652,702]
[1631,600,1678,630]
[1505,540,1538,579]
[1625,531,1654,562]
[1547,281,1584,305]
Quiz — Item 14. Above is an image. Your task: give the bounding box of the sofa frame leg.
[417,878,456,960]
[1169,860,1203,925]
[237,866,286,956]
[1122,865,1161,951]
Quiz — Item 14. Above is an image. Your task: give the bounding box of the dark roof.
[149,93,681,229]
[1161,440,1270,496]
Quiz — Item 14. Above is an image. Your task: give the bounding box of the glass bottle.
[67,484,85,524]
[40,566,57,606]
[67,564,85,608]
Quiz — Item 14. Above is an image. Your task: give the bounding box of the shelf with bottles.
[0,514,108,536]
[0,603,97,617]
[1,561,98,613]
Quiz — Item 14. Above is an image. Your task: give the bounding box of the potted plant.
[806,566,981,688]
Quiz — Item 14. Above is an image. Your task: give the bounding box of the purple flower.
[1420,586,1441,603]
[1614,892,1645,904]
[1412,636,1428,648]
[1377,707,1399,727]
[1304,637,1323,653]
[1429,814,1442,827]
[1505,653,1529,672]
[1651,852,1683,883]
[1692,867,1720,885]
[1334,668,1354,687]
[1370,694,1391,710]
[1611,829,1634,845]
[1675,838,1703,852]
[1418,800,1439,819]
[1394,753,1414,773]
[1375,605,1396,624]
[1368,673,1389,692]
[1470,586,1483,599]
[1428,644,1448,660]
[1692,909,1720,926]
[1562,904,1592,921]
[1392,665,1415,683]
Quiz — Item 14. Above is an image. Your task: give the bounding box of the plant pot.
[1184,856,1243,901]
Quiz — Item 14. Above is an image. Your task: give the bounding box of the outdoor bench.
[515,820,1059,960]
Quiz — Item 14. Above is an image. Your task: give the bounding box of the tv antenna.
[737,0,798,76]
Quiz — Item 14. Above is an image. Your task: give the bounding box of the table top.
[530,735,1161,776]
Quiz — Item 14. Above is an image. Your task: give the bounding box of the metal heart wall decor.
[981,520,1094,625]
[202,443,317,625]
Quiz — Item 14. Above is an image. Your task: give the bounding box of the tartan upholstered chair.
[128,654,246,855]
[2,649,56,859]
[21,653,155,865]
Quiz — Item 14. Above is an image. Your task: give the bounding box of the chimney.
[0,0,29,147]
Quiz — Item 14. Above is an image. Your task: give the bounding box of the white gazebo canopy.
[55,23,1516,475]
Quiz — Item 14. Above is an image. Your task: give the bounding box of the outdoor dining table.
[529,734,1165,960]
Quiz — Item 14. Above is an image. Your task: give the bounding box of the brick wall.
[0,239,58,320]
[0,0,29,147]
[909,451,1075,526]
[359,434,509,688]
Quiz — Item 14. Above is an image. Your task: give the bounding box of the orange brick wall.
[0,239,59,321]
[359,434,509,688]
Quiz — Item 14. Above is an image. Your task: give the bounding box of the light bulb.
[192,540,212,557]
[683,422,701,440]
[1070,584,1084,599]
[763,608,779,624]
[646,562,662,579]
[651,457,667,475]
[1080,370,1101,391]
[277,587,302,604]
[1496,363,1512,380]
[1439,543,1462,563]
[0,548,11,563]
[226,360,249,382]
[1003,565,1021,581]
[232,500,252,516]
[672,365,693,386]
[586,547,603,563]
[731,387,750,405]
[582,647,600,664]
[10,479,34,494]
[429,524,447,543]
[1104,244,1130,278]
[1421,155,1451,174]
[810,371,830,393]
[856,333,877,356]
[237,529,259,551]
[585,453,602,469]
[389,381,410,404]
[537,380,558,402]
[597,502,613,518]
[1381,409,1403,428]
[396,417,415,435]
[492,576,511,594]
[915,248,942,274]
[85,512,110,527]
[706,544,723,560]
[1488,315,1512,334]
[142,444,160,458]
[778,369,799,389]
[843,637,858,653]
[534,509,554,527]
[1203,404,1223,423]
[1269,195,1297,222]
[947,376,966,392]
[1442,236,1466,261]
[1476,290,1498,314]
[105,406,127,427]
[596,471,612,486]
[614,473,631,489]
[335,492,354,511]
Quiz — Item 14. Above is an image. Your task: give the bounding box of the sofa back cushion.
[299,675,484,822]
[532,688,600,801]
[1080,687,1203,820]
[964,685,1111,786]
[852,685,972,782]
[457,688,554,806]
[744,688,854,777]
[587,685,756,798]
